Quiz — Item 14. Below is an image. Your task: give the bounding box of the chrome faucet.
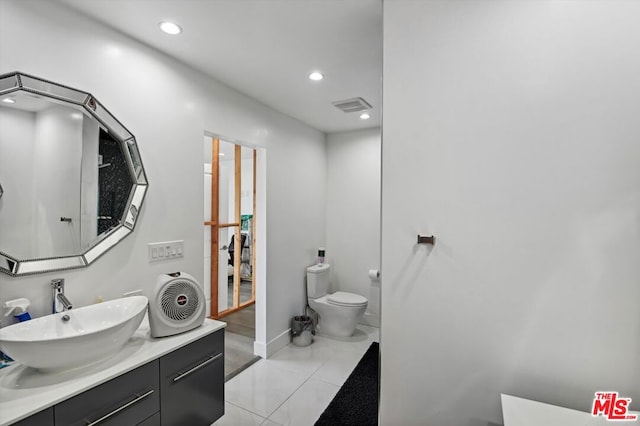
[51,279,73,313]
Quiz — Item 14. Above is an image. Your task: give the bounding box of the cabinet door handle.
[85,389,154,425]
[173,353,222,383]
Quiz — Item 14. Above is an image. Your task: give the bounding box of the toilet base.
[316,318,359,338]
[308,297,367,338]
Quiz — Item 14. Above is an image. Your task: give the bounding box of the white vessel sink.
[0,295,148,372]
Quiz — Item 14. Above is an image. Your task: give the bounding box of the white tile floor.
[213,325,379,426]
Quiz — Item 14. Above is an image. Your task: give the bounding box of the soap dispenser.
[0,298,31,368]
[4,298,32,322]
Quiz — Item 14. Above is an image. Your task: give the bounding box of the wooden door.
[205,138,256,318]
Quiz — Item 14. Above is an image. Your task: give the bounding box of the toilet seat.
[327,291,367,307]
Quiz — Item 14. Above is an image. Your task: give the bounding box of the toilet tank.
[306,264,331,298]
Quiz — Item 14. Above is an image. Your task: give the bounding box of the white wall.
[0,0,327,357]
[203,161,215,316]
[326,127,380,326]
[203,160,233,316]
[240,154,254,217]
[381,1,640,425]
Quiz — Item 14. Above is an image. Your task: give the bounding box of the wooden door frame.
[206,138,257,319]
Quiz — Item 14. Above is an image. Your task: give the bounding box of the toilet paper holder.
[417,235,435,245]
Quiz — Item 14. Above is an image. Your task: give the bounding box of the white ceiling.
[58,0,382,134]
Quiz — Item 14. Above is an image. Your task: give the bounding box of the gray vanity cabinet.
[12,408,53,426]
[5,329,225,426]
[159,330,224,426]
[138,412,161,425]
[54,360,160,426]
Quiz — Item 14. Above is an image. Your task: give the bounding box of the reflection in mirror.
[0,72,148,276]
[98,129,134,235]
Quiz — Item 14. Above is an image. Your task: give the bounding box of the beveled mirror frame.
[0,71,148,276]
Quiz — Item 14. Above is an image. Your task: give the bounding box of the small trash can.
[291,315,314,347]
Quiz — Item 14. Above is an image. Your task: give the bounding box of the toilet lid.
[327,291,367,307]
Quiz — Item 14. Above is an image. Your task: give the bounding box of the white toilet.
[306,264,367,338]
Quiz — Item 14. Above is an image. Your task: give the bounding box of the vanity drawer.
[54,360,160,426]
[137,412,160,426]
[13,407,53,426]
[159,330,224,426]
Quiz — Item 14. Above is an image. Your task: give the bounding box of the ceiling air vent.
[332,97,372,113]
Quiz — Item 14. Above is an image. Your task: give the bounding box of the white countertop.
[502,394,640,426]
[0,318,226,426]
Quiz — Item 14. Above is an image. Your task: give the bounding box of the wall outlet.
[148,240,184,262]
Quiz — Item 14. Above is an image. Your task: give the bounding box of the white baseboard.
[253,328,291,359]
[359,312,380,327]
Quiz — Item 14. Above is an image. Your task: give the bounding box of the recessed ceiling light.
[2,98,15,104]
[360,113,371,120]
[219,153,225,156]
[308,71,324,81]
[159,21,182,35]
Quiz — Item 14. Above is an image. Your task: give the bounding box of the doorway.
[204,135,259,379]
[205,137,256,318]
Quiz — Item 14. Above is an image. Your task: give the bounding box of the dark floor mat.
[315,342,379,425]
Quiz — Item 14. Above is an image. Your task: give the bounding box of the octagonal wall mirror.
[0,72,148,276]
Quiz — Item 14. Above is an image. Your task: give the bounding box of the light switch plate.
[148,240,184,262]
